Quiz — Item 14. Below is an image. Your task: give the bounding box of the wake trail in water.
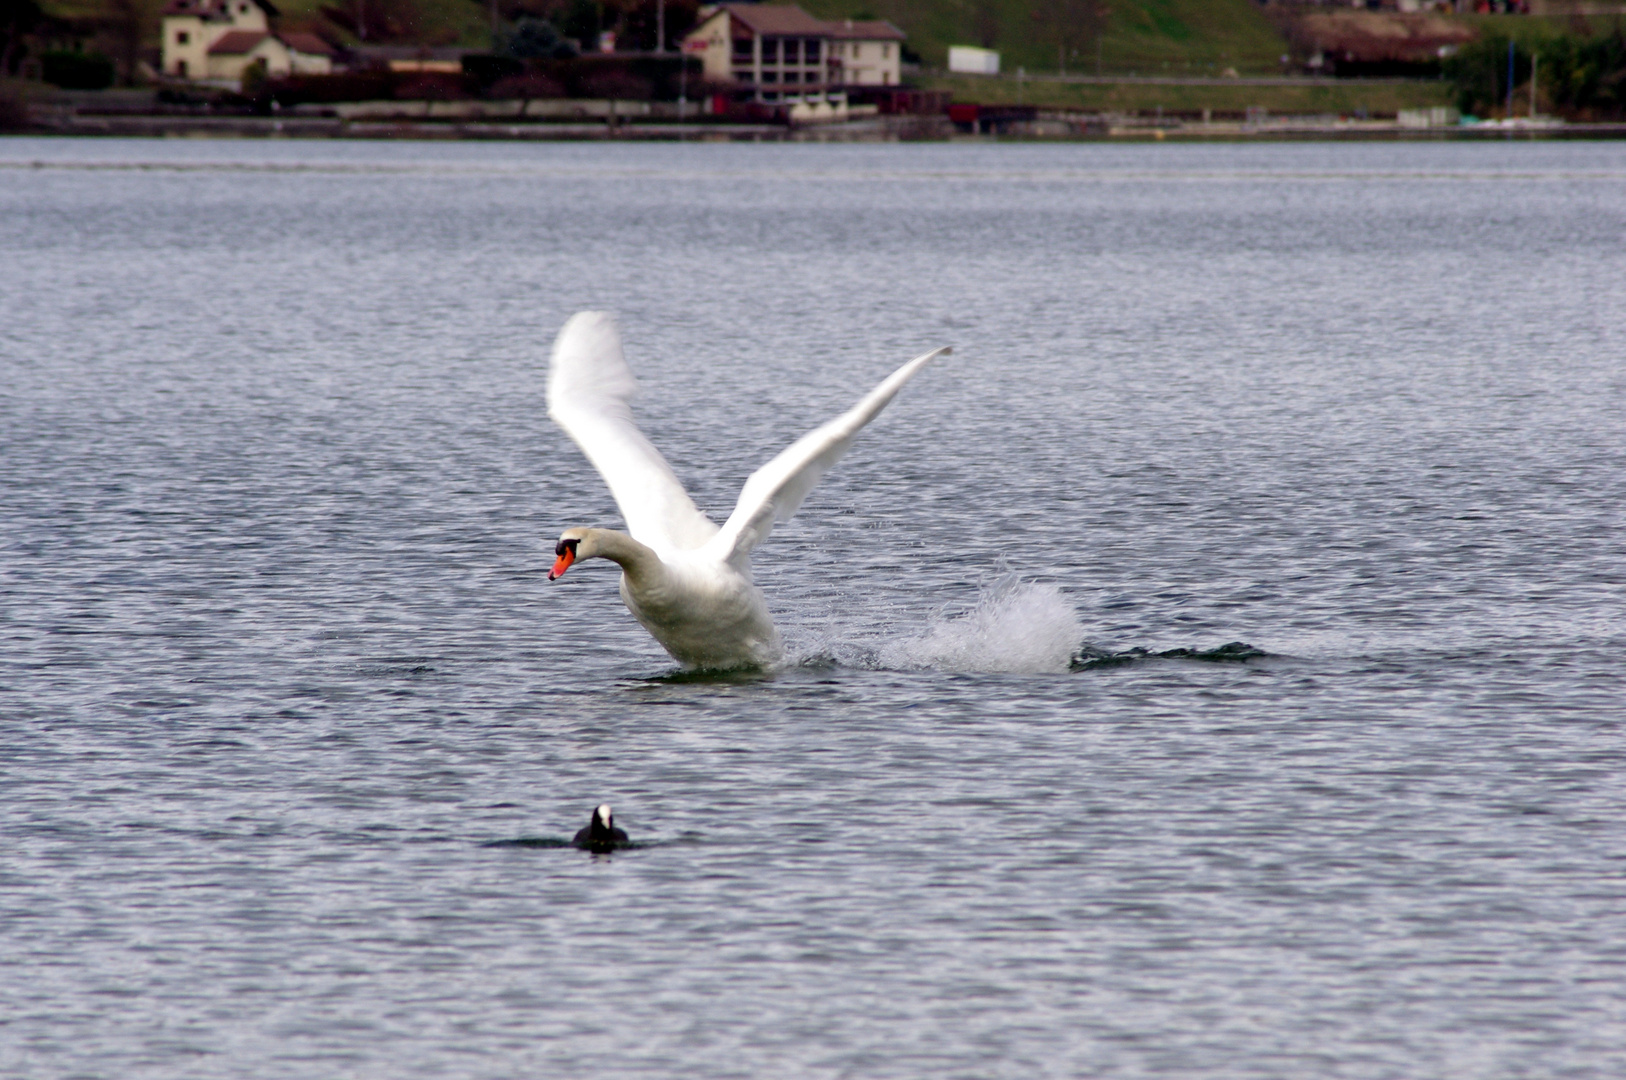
[789,577,1276,676]
[797,577,1084,675]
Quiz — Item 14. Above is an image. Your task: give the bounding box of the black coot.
[572,804,630,853]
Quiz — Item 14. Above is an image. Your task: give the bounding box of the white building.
[947,46,1000,76]
[683,4,906,104]
[161,0,334,82]
[828,19,905,87]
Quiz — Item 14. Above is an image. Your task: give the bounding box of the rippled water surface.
[3,137,1625,1078]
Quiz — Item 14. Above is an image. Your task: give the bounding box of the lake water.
[3,136,1624,1078]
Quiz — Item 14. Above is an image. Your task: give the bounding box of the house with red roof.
[827,18,907,88]
[161,0,334,82]
[682,4,906,108]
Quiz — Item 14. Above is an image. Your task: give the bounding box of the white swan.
[546,312,949,670]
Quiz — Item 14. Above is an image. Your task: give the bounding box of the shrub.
[42,51,115,90]
[268,71,400,105]
[393,72,464,100]
[577,68,653,101]
[0,85,28,130]
[488,72,567,99]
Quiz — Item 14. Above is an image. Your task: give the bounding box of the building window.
[762,70,777,82]
[783,71,798,83]
[176,30,189,44]
[783,39,799,63]
[761,38,778,62]
[805,40,820,62]
[732,38,751,60]
[176,59,188,76]
[882,44,890,59]
[733,69,752,82]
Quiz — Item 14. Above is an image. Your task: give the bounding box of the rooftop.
[162,0,280,18]
[827,19,906,42]
[207,29,271,55]
[280,32,335,57]
[714,4,832,38]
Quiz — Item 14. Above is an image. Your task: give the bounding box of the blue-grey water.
[3,136,1624,1078]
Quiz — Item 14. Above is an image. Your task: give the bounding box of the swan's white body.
[547,312,948,670]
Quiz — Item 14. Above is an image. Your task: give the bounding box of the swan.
[546,311,949,670]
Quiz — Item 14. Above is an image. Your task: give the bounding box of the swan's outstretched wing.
[708,346,950,568]
[548,312,719,554]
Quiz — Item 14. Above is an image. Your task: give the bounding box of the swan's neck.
[582,528,662,588]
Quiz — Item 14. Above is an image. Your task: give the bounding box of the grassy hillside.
[272,0,493,47]
[174,0,1294,67]
[29,0,1324,77]
[43,0,1292,73]
[49,0,1585,94]
[801,0,1291,75]
[36,0,495,52]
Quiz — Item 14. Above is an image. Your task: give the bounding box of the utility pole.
[1530,53,1538,118]
[657,0,665,52]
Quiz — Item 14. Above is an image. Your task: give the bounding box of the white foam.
[875,577,1083,675]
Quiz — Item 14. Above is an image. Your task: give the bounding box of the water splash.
[869,577,1084,675]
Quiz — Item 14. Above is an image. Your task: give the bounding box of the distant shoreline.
[8,84,1624,142]
[9,113,1625,141]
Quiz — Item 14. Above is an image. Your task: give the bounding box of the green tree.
[1446,27,1626,119]
[43,49,115,89]
[498,15,575,57]
[1443,31,1525,117]
[557,0,601,48]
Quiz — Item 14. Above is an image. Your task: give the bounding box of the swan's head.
[549,528,591,580]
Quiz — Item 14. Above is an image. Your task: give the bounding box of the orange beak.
[549,548,575,580]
